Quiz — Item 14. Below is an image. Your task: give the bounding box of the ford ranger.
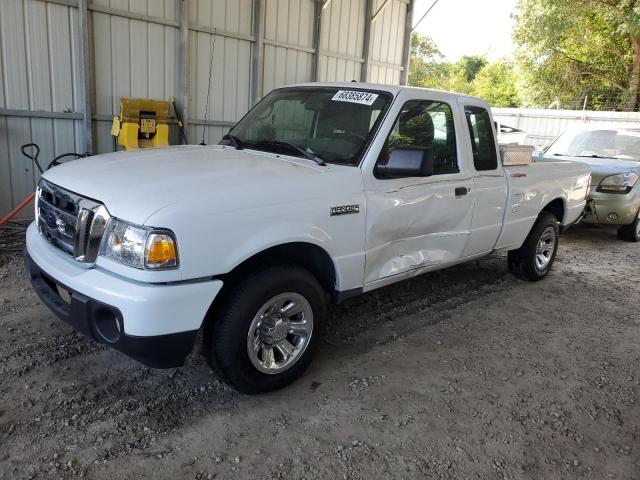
[25,83,591,393]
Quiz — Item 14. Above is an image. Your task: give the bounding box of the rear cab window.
[464,106,498,171]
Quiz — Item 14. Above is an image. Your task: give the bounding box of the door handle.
[455,187,468,196]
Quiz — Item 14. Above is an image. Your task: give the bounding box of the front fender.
[146,197,367,291]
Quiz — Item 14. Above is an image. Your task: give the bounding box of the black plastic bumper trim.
[24,249,197,369]
[333,287,363,305]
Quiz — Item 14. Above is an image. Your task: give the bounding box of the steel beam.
[189,24,255,43]
[33,0,79,7]
[187,119,237,128]
[370,60,404,71]
[178,0,190,142]
[78,0,94,153]
[0,109,83,120]
[371,0,391,23]
[263,39,315,55]
[399,0,414,85]
[322,51,365,64]
[361,0,374,82]
[88,4,180,27]
[312,0,323,81]
[250,0,265,105]
[411,0,440,33]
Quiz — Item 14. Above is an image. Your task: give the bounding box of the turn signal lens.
[99,219,179,270]
[145,233,178,269]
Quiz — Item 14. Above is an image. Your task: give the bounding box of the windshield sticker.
[331,90,379,106]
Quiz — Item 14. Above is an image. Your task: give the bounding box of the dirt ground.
[0,225,638,480]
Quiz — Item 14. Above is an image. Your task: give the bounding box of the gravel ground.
[0,225,638,479]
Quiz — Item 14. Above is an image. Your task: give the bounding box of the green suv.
[543,127,640,242]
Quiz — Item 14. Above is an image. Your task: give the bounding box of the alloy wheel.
[246,293,314,374]
[535,225,556,270]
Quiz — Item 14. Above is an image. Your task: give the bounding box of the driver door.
[362,95,475,287]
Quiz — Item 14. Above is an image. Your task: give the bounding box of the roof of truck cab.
[285,81,485,103]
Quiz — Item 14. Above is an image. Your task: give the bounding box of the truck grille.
[36,179,110,264]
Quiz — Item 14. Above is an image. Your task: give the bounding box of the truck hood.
[543,155,640,184]
[42,145,334,224]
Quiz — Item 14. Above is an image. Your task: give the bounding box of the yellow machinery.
[111,98,171,150]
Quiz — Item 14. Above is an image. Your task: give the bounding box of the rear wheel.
[508,212,559,281]
[203,265,326,394]
[617,209,640,242]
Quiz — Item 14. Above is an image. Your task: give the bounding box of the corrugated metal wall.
[317,0,366,82]
[92,0,181,152]
[189,0,253,144]
[262,0,315,93]
[368,0,406,84]
[492,108,640,148]
[0,0,83,218]
[0,0,411,218]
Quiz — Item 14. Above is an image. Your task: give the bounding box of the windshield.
[547,129,640,161]
[220,87,391,165]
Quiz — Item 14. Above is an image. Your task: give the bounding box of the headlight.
[597,172,639,194]
[99,219,179,270]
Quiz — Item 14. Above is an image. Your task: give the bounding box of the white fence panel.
[492,108,640,148]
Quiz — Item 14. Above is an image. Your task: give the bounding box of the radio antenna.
[201,29,217,145]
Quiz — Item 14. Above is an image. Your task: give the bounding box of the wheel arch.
[202,242,339,330]
[227,241,337,295]
[541,197,566,225]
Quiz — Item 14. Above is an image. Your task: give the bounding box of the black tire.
[508,211,559,281]
[617,210,640,242]
[203,265,326,394]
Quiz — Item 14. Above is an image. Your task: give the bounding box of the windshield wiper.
[252,140,326,166]
[575,154,614,159]
[220,134,244,149]
[554,153,620,159]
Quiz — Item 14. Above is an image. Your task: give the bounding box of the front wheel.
[203,265,326,394]
[508,212,559,281]
[617,209,640,242]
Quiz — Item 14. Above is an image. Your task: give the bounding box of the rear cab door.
[360,89,476,288]
[458,98,509,257]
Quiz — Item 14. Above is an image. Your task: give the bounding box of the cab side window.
[380,100,459,175]
[465,106,498,171]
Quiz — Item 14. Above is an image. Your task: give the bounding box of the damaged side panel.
[363,179,475,285]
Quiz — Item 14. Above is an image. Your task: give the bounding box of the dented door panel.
[363,177,474,284]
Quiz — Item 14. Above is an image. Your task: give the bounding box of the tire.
[508,211,559,282]
[203,264,326,394]
[617,209,640,242]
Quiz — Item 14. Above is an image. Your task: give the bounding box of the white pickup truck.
[25,83,590,393]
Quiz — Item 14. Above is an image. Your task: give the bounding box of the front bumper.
[582,187,640,226]
[25,223,223,368]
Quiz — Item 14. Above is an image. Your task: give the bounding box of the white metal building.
[0,0,413,217]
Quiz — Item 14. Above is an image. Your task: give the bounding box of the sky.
[413,0,520,61]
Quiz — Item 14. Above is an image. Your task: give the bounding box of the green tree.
[514,0,640,110]
[473,62,521,107]
[408,33,448,88]
[408,34,521,107]
[458,55,489,82]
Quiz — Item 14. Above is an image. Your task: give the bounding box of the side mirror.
[375,148,434,179]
